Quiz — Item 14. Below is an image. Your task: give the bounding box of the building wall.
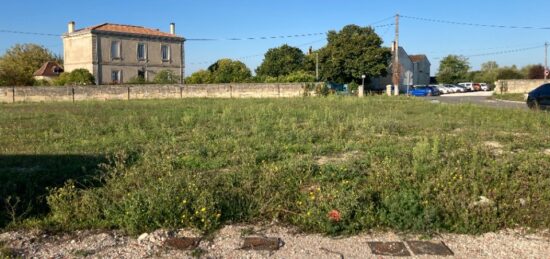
[0,83,310,103]
[64,32,184,85]
[373,47,413,92]
[413,59,431,85]
[63,34,94,74]
[495,79,548,94]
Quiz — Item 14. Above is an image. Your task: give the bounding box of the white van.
[458,82,474,91]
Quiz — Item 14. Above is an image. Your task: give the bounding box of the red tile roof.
[33,61,63,77]
[73,23,183,39]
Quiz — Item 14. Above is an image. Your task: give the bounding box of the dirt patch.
[1,226,549,258]
[484,141,504,155]
[316,151,361,165]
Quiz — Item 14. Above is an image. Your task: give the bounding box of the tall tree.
[186,69,213,84]
[525,64,545,79]
[208,59,252,83]
[473,61,499,84]
[0,44,60,86]
[256,44,306,77]
[497,66,524,80]
[317,25,391,84]
[436,55,470,84]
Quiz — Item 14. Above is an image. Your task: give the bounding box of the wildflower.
[201,207,206,212]
[328,209,341,222]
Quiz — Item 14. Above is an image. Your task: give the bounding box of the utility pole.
[545,42,548,81]
[392,13,400,95]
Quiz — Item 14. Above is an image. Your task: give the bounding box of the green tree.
[317,25,391,84]
[207,59,252,83]
[436,55,470,84]
[256,44,306,77]
[0,44,61,86]
[153,70,181,84]
[473,61,499,84]
[497,66,524,80]
[523,64,545,79]
[53,69,95,86]
[186,70,213,84]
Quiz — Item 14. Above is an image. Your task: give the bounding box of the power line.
[400,15,550,30]
[432,45,544,60]
[186,23,394,41]
[0,29,61,37]
[189,38,326,65]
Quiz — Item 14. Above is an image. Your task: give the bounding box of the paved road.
[425,91,527,110]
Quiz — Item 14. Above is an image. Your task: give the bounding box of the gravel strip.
[1,225,548,258]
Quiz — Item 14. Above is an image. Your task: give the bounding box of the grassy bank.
[493,93,526,102]
[1,97,550,235]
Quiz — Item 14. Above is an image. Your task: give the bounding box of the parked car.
[408,85,440,96]
[458,82,474,91]
[446,84,463,93]
[436,85,450,94]
[473,83,482,91]
[526,83,550,110]
[454,85,467,92]
[480,83,490,91]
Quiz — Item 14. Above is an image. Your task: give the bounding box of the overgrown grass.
[1,97,550,235]
[493,93,526,102]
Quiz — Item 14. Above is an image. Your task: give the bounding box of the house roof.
[33,61,63,77]
[409,55,428,63]
[71,23,184,40]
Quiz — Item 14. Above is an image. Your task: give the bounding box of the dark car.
[526,83,550,110]
[408,85,440,97]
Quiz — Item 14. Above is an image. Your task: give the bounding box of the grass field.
[1,97,550,235]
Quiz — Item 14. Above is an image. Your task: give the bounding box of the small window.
[111,70,122,84]
[137,43,146,60]
[111,41,121,59]
[161,45,170,61]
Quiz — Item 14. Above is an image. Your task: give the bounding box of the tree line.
[1,25,546,87]
[436,55,547,85]
[0,25,392,86]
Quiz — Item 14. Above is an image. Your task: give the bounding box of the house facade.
[33,61,64,82]
[372,47,431,92]
[63,22,185,85]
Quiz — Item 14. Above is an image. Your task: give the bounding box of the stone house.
[62,22,185,85]
[372,47,431,92]
[33,61,64,82]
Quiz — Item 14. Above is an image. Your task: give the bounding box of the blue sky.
[0,0,549,76]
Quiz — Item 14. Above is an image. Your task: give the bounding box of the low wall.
[495,79,549,94]
[0,83,310,103]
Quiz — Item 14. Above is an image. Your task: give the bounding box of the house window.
[137,43,146,60]
[161,45,170,61]
[111,70,122,84]
[111,41,121,59]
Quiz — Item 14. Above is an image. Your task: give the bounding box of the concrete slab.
[407,241,454,256]
[367,241,411,256]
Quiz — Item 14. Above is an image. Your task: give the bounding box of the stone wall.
[495,79,549,94]
[0,83,309,103]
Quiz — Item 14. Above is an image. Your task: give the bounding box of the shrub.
[154,70,180,84]
[126,76,147,84]
[53,69,95,86]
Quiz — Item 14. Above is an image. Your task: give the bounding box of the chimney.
[170,23,175,35]
[68,21,75,33]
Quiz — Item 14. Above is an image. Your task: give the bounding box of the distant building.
[372,47,431,92]
[33,61,63,82]
[62,22,185,85]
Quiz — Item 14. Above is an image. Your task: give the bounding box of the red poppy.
[328,209,341,222]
